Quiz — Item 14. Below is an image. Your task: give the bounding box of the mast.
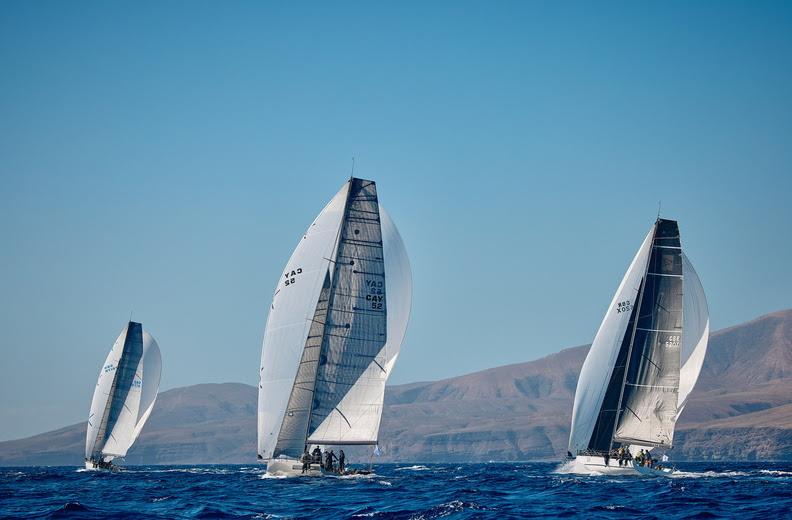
[608,221,657,454]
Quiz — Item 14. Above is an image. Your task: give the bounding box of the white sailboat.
[567,218,709,475]
[257,177,411,477]
[85,321,162,471]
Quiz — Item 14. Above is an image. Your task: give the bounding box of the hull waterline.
[572,455,640,475]
[266,458,323,477]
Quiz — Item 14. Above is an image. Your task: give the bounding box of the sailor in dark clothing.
[300,449,312,474]
[311,446,322,465]
[338,450,346,474]
[324,450,337,472]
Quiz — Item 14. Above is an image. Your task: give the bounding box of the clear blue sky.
[1,1,790,440]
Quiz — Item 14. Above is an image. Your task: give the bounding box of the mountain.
[379,310,792,462]
[1,310,790,465]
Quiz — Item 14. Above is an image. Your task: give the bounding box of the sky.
[1,1,791,441]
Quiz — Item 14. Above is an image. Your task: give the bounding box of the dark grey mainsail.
[613,219,682,447]
[306,178,387,444]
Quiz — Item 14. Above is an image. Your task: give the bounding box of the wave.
[395,465,430,471]
[671,470,751,478]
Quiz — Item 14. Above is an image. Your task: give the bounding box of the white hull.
[84,461,117,472]
[573,455,640,475]
[266,458,324,477]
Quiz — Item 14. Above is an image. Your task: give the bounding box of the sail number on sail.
[284,268,303,286]
[365,280,384,310]
[616,300,632,314]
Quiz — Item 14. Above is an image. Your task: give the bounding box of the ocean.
[1,462,791,519]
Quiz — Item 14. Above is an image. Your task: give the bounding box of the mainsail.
[568,218,708,455]
[258,178,411,462]
[86,321,162,462]
[613,219,682,447]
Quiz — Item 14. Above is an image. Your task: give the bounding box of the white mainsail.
[86,322,162,463]
[568,219,708,457]
[257,178,411,464]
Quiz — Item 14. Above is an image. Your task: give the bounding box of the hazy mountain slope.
[1,310,790,465]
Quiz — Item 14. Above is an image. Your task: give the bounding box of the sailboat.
[257,177,412,477]
[567,218,709,475]
[85,321,162,471]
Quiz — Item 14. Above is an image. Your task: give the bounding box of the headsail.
[258,178,411,462]
[257,183,348,460]
[86,322,161,462]
[568,227,654,454]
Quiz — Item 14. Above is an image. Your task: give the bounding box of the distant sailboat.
[567,218,709,475]
[257,177,411,477]
[85,321,162,471]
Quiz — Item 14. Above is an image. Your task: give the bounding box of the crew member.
[312,446,322,465]
[301,449,312,474]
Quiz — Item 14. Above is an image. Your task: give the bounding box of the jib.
[284,267,303,286]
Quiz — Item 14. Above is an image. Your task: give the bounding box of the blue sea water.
[1,462,791,519]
